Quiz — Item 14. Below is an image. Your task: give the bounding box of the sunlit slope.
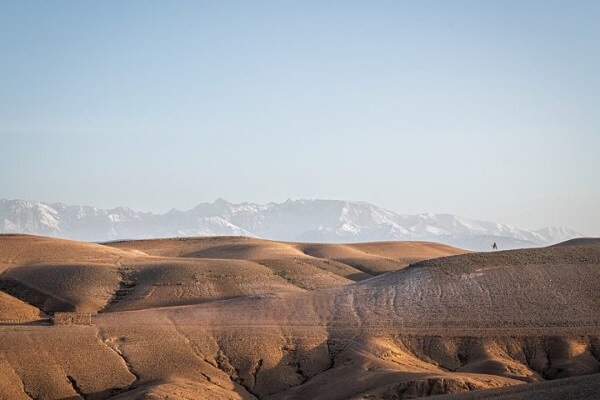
[92,243,600,399]
[430,373,600,400]
[0,291,44,323]
[103,257,304,311]
[0,234,133,272]
[0,235,463,315]
[1,236,598,399]
[0,326,135,399]
[108,236,468,277]
[132,243,600,331]
[0,235,138,314]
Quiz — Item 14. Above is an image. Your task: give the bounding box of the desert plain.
[0,234,599,399]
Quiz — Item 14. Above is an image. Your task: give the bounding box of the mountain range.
[0,198,581,251]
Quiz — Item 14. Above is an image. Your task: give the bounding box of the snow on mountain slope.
[0,198,582,250]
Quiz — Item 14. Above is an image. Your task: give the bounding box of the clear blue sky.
[1,1,599,234]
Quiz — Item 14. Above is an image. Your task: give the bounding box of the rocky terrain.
[0,234,598,399]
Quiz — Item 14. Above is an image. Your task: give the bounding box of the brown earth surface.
[430,372,600,399]
[0,234,598,399]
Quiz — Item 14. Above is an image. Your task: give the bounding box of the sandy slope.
[0,291,44,323]
[0,234,133,272]
[552,237,600,247]
[108,236,467,275]
[0,235,598,399]
[0,325,135,399]
[0,235,466,315]
[91,242,600,399]
[430,373,600,399]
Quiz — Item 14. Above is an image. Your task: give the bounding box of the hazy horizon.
[1,1,599,235]
[0,196,590,236]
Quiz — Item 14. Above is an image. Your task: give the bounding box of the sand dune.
[0,235,598,399]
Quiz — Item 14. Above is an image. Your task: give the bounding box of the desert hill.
[0,235,598,399]
[0,234,134,271]
[431,373,600,399]
[0,235,465,315]
[107,236,466,277]
[552,237,600,247]
[92,240,600,399]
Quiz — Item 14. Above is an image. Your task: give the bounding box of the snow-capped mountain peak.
[0,198,582,251]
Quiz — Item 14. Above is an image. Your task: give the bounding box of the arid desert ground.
[0,234,599,399]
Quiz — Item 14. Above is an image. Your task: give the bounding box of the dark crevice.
[96,328,140,391]
[20,378,35,400]
[252,358,263,388]
[293,361,309,384]
[99,263,138,313]
[212,348,259,399]
[113,345,140,387]
[325,338,339,370]
[233,363,261,400]
[281,341,310,385]
[198,371,228,390]
[168,318,230,391]
[66,375,86,399]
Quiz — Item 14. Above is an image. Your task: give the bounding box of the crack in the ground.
[167,318,231,391]
[96,327,140,390]
[212,348,259,400]
[199,371,223,388]
[66,375,86,399]
[281,341,310,385]
[99,259,138,313]
[233,363,261,400]
[293,360,309,384]
[19,376,35,400]
[325,338,337,370]
[267,334,358,398]
[251,358,263,388]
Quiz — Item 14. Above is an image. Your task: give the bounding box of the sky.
[1,0,599,235]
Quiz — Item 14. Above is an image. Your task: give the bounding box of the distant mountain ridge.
[0,198,582,251]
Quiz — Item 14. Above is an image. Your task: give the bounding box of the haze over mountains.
[0,199,580,250]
